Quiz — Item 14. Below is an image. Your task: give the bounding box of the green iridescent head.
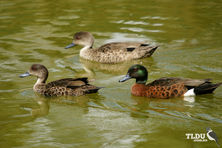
[119,64,148,84]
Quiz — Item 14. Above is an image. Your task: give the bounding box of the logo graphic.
[185,133,207,142]
[206,127,220,147]
[185,127,220,146]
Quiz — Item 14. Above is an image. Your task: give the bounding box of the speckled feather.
[85,42,158,63]
[119,65,221,99]
[67,32,158,64]
[20,64,101,97]
[35,78,100,97]
[132,77,217,99]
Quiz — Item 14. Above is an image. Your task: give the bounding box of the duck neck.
[136,77,147,85]
[34,77,46,90]
[80,45,92,58]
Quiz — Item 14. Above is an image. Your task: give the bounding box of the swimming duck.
[20,64,101,97]
[65,32,158,64]
[119,64,222,99]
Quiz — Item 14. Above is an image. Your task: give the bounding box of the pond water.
[0,0,222,147]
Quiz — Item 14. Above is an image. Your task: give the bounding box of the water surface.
[0,0,222,147]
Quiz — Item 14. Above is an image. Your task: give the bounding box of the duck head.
[20,64,48,83]
[65,32,94,49]
[119,64,148,84]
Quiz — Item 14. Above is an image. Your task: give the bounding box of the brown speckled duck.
[20,64,101,97]
[65,32,158,64]
[119,64,222,99]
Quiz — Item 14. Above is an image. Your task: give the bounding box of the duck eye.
[76,36,81,40]
[133,68,138,72]
[31,66,38,71]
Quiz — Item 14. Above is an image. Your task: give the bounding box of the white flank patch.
[184,88,195,96]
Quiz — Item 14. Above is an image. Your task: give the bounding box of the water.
[0,0,222,147]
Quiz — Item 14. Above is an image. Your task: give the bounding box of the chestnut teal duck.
[65,32,158,64]
[119,64,222,99]
[20,64,101,97]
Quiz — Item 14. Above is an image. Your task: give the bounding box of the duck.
[20,64,101,97]
[119,64,222,99]
[65,32,158,64]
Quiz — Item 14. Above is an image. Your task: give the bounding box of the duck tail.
[194,82,222,95]
[143,46,158,57]
[85,86,104,94]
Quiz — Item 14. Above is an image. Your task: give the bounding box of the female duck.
[119,64,221,99]
[65,32,158,64]
[20,64,101,97]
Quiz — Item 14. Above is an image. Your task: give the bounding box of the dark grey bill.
[19,72,31,78]
[65,43,75,49]
[119,74,131,82]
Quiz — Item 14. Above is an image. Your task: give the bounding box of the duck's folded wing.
[97,42,147,53]
[147,77,182,86]
[148,77,212,88]
[182,78,211,87]
[46,77,89,88]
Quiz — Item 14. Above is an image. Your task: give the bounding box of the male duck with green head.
[119,64,222,99]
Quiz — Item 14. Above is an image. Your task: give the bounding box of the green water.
[0,0,222,147]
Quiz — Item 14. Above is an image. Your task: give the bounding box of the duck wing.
[147,77,211,87]
[46,77,88,89]
[97,42,152,53]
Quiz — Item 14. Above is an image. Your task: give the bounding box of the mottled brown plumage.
[119,65,222,99]
[65,32,158,64]
[20,64,101,97]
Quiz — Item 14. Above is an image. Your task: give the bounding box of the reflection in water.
[46,93,105,115]
[183,96,195,103]
[130,95,193,119]
[79,57,156,75]
[21,93,106,118]
[31,97,50,118]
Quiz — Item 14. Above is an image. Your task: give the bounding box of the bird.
[65,31,158,64]
[119,64,222,99]
[20,64,102,97]
[206,127,220,147]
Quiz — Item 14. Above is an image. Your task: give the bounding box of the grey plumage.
[65,32,158,63]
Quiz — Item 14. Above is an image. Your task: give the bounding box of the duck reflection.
[130,95,192,118]
[30,93,104,118]
[78,57,156,76]
[31,97,50,118]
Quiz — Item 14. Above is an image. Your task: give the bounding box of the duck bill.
[119,74,131,82]
[19,72,31,78]
[65,43,75,49]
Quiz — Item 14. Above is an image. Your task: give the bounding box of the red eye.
[76,36,81,40]
[31,64,39,71]
[32,66,37,71]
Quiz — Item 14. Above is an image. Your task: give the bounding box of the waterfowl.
[20,64,101,97]
[119,64,222,99]
[65,32,158,64]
